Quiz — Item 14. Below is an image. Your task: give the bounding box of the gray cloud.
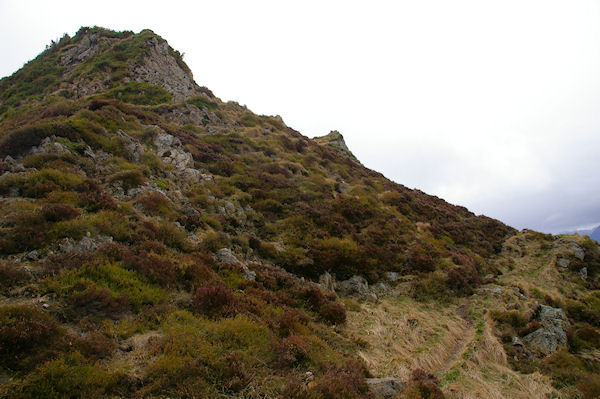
[1,0,599,234]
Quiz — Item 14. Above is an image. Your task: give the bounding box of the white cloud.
[1,0,600,233]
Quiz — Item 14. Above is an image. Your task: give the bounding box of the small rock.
[318,272,336,292]
[25,250,39,261]
[383,272,399,282]
[366,377,403,399]
[570,242,585,260]
[556,258,571,268]
[580,267,588,280]
[511,336,524,346]
[336,275,377,301]
[523,305,570,355]
[215,248,256,281]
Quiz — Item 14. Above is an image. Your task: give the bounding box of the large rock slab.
[366,377,403,399]
[336,275,377,301]
[523,305,570,355]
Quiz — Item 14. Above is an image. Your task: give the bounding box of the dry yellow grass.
[344,294,558,399]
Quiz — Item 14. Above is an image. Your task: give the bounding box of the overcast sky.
[1,0,599,233]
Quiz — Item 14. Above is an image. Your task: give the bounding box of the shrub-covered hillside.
[6,27,598,398]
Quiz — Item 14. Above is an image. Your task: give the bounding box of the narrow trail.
[434,299,476,377]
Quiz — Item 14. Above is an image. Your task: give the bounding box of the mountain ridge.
[0,27,599,399]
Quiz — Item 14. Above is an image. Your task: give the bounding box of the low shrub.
[310,360,373,399]
[0,305,64,371]
[42,203,81,222]
[13,353,121,399]
[68,284,130,319]
[122,251,177,288]
[188,95,218,111]
[48,262,165,313]
[402,368,446,399]
[568,323,600,352]
[134,192,174,218]
[275,334,310,368]
[192,281,238,318]
[108,169,145,191]
[275,308,310,337]
[318,302,347,325]
[75,331,117,359]
[0,209,47,254]
[491,310,528,329]
[107,82,172,105]
[0,262,31,291]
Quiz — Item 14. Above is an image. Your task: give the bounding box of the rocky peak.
[5,27,207,103]
[130,34,201,101]
[314,130,356,159]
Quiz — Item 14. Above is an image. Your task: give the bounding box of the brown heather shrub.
[298,286,331,310]
[68,285,129,319]
[75,331,117,359]
[122,251,177,287]
[446,265,481,295]
[407,244,436,273]
[402,368,446,399]
[135,191,173,217]
[43,251,96,275]
[578,373,600,399]
[109,169,145,190]
[78,190,118,211]
[318,302,347,325]
[0,305,64,370]
[42,203,81,222]
[177,212,204,230]
[0,208,48,252]
[223,352,251,392]
[192,281,237,318]
[275,334,310,369]
[276,308,310,337]
[311,360,373,399]
[0,262,31,290]
[568,323,600,352]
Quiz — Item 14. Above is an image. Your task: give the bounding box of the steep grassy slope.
[0,27,598,399]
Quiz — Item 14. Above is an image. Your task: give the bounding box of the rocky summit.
[1,27,600,399]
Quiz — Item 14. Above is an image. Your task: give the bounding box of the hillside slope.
[0,27,598,399]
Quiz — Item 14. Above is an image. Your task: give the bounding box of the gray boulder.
[570,242,585,260]
[337,275,377,301]
[523,305,570,355]
[556,258,571,268]
[366,377,403,399]
[215,248,256,281]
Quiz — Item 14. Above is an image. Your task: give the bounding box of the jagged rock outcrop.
[523,305,570,355]
[336,275,378,301]
[314,130,357,159]
[366,377,404,399]
[215,248,256,281]
[131,36,201,101]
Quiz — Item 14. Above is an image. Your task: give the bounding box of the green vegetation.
[3,25,598,399]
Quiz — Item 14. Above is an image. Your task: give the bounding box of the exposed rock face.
[215,248,256,281]
[318,272,336,292]
[117,130,145,162]
[29,137,70,155]
[131,36,200,101]
[151,129,202,183]
[523,305,570,355]
[60,32,104,66]
[336,275,377,301]
[570,242,585,261]
[57,234,113,253]
[556,258,571,268]
[366,377,403,399]
[314,131,357,159]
